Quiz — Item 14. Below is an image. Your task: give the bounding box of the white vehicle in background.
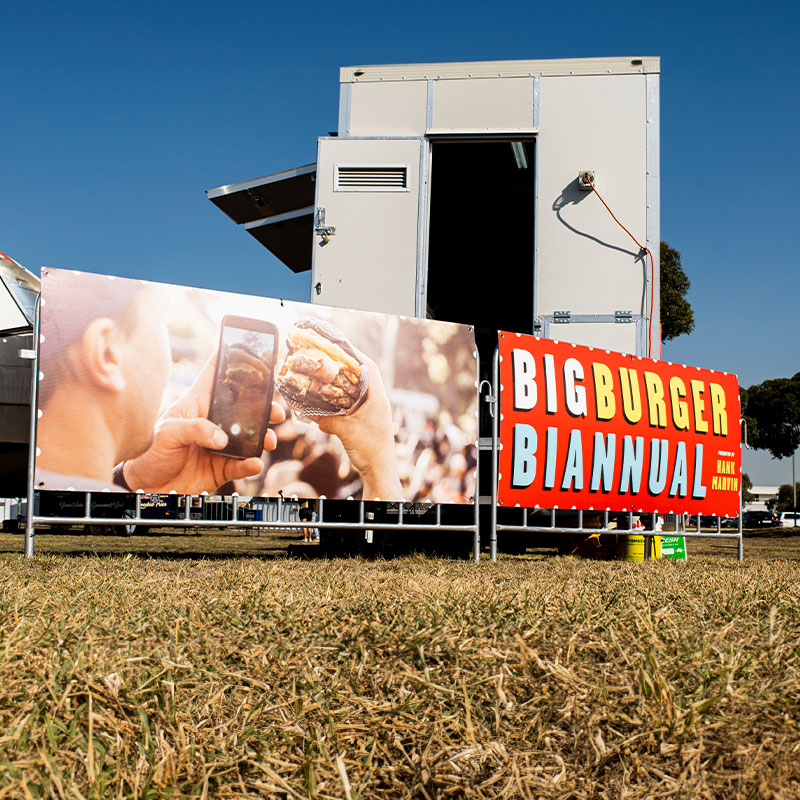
[780,512,800,528]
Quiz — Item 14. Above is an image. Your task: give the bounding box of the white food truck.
[208,56,660,356]
[5,58,739,561]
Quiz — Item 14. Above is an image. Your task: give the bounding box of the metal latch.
[315,207,335,243]
[615,310,633,323]
[553,310,571,324]
[18,349,36,360]
[246,188,268,210]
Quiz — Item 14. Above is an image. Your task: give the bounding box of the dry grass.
[1,551,799,798]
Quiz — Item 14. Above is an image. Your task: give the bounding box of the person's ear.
[80,318,127,392]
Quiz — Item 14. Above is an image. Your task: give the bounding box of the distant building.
[747,486,779,511]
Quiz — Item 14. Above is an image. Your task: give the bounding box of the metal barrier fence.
[20,301,744,561]
[19,491,743,562]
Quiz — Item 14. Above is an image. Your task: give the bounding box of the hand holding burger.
[308,353,402,501]
[276,319,401,501]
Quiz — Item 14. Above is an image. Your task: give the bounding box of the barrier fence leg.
[472,496,480,564]
[473,346,481,563]
[490,346,499,562]
[472,346,483,564]
[738,491,744,562]
[24,295,41,558]
[24,499,34,558]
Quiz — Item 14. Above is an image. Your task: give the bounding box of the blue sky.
[3,0,798,483]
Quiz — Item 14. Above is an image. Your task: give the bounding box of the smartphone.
[207,315,278,459]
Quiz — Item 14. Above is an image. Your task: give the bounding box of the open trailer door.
[311,137,424,318]
[206,165,316,273]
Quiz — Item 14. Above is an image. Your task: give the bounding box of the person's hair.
[38,282,154,407]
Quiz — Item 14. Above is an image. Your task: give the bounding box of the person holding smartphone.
[36,271,285,495]
[38,270,401,499]
[124,351,402,501]
[118,349,285,494]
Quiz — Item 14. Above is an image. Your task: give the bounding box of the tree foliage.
[660,242,695,342]
[772,483,800,513]
[741,374,800,459]
[742,473,754,505]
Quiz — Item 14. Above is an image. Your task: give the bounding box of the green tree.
[742,472,754,505]
[660,242,695,342]
[773,483,800,513]
[741,374,800,459]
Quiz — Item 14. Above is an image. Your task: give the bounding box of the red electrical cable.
[585,175,656,359]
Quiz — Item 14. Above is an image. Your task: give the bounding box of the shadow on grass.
[3,528,798,562]
[744,527,800,537]
[29,549,290,561]
[0,529,303,560]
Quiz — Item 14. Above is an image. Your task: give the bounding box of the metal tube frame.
[489,346,500,562]
[31,504,478,533]
[490,512,744,542]
[24,295,41,558]
[22,316,743,561]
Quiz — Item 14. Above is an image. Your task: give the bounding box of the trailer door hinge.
[615,310,633,323]
[553,310,571,324]
[315,207,335,243]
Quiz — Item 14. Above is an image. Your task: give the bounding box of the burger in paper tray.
[276,318,368,416]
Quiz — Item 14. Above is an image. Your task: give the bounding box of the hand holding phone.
[119,347,286,495]
[207,315,278,459]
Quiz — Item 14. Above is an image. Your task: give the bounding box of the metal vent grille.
[335,166,408,191]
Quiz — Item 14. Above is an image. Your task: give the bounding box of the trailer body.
[209,56,660,357]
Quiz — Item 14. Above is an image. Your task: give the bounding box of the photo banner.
[497,332,741,517]
[35,269,478,505]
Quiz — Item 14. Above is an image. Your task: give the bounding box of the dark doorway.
[425,140,535,333]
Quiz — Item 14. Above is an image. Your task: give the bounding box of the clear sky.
[3,0,798,483]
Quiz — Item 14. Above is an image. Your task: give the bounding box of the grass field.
[1,530,798,798]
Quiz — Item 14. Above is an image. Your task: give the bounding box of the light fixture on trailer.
[578,171,595,190]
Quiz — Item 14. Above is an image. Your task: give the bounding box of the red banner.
[498,333,741,516]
